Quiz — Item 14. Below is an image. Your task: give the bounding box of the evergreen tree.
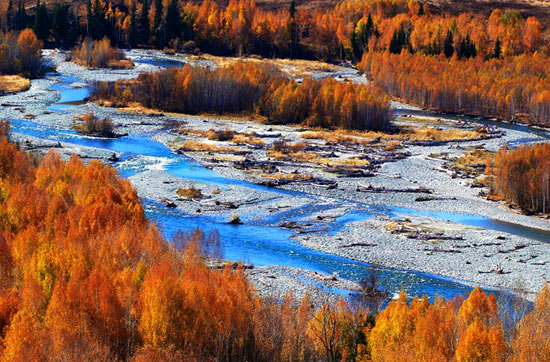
[352,13,374,58]
[289,0,296,18]
[86,0,91,37]
[165,0,181,43]
[389,23,408,54]
[389,29,400,54]
[33,0,50,42]
[418,3,425,16]
[52,1,68,44]
[286,0,297,57]
[15,0,28,30]
[493,37,501,59]
[153,0,163,47]
[6,0,14,31]
[139,0,150,44]
[181,8,194,40]
[89,0,105,39]
[444,29,454,58]
[128,0,138,47]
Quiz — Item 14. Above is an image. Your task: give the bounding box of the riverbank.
[3,49,550,301]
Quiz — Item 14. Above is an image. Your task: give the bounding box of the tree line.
[359,51,550,127]
[0,0,547,61]
[487,143,550,214]
[0,122,549,361]
[92,61,392,131]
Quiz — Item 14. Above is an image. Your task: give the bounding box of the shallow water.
[10,56,550,302]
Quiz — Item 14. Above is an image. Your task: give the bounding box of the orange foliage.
[0,123,547,361]
[93,62,391,131]
[360,51,550,127]
[488,143,550,214]
[0,29,42,78]
[366,287,507,361]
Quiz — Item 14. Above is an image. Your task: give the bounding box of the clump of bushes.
[73,112,115,137]
[92,61,392,132]
[207,128,235,141]
[177,187,202,199]
[0,29,43,78]
[72,37,134,69]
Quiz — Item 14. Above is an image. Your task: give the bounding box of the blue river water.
[9,57,550,303]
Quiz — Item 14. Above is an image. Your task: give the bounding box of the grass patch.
[301,126,487,145]
[178,140,241,153]
[450,148,494,177]
[177,187,202,199]
[0,75,30,93]
[261,172,313,180]
[267,147,369,168]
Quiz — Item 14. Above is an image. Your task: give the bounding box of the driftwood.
[424,247,462,253]
[327,167,375,177]
[409,232,463,241]
[357,184,433,194]
[341,243,377,248]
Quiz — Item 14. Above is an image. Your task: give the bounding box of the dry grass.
[0,75,30,93]
[180,128,265,146]
[177,187,202,199]
[301,129,390,144]
[450,147,494,177]
[186,54,343,79]
[267,149,369,167]
[232,133,265,145]
[455,148,493,168]
[207,128,235,141]
[261,171,313,180]
[403,127,484,142]
[301,125,486,144]
[178,140,242,153]
[106,59,134,69]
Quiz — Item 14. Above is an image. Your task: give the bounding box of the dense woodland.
[486,143,550,214]
[359,51,550,127]
[0,123,548,360]
[0,0,547,59]
[92,62,392,131]
[2,0,550,125]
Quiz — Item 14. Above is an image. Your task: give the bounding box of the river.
[6,51,550,302]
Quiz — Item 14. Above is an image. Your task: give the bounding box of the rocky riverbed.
[4,48,550,302]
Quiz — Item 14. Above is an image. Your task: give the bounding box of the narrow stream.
[8,54,550,302]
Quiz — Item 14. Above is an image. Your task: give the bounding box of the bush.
[73,112,115,137]
[72,37,133,69]
[176,187,202,199]
[0,29,43,78]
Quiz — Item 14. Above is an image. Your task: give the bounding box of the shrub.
[176,187,202,199]
[0,29,43,78]
[72,37,134,69]
[73,112,115,137]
